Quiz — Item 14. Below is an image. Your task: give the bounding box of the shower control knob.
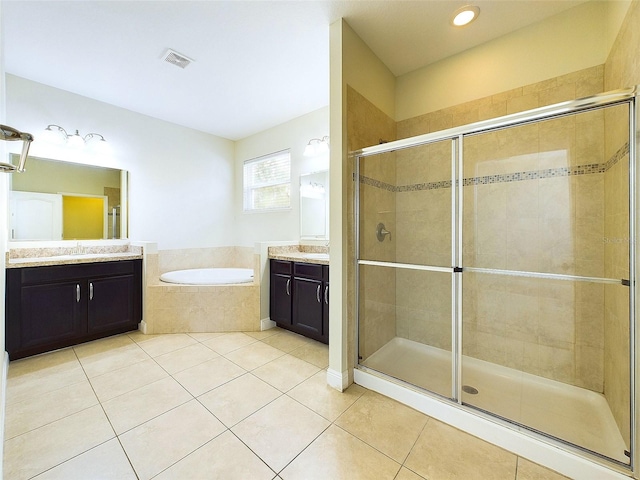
[376,223,391,242]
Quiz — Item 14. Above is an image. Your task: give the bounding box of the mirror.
[300,170,329,240]
[9,155,128,241]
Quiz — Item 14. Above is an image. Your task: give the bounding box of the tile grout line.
[72,344,142,480]
[135,330,319,477]
[397,416,432,477]
[5,331,331,479]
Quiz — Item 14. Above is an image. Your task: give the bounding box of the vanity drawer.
[19,260,137,285]
[294,262,323,280]
[271,260,292,275]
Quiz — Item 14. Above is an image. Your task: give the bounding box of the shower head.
[0,124,34,173]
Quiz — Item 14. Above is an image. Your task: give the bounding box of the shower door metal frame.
[353,86,639,473]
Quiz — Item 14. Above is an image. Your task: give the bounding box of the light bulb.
[67,130,84,149]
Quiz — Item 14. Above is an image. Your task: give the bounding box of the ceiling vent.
[163,49,193,69]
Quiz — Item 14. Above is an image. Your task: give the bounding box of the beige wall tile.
[538,82,575,107]
[349,58,626,404]
[507,93,539,114]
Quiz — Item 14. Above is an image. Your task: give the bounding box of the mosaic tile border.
[361,141,629,192]
[604,140,630,172]
[359,175,396,192]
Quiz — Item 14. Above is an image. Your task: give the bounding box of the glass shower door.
[357,140,456,399]
[461,104,632,464]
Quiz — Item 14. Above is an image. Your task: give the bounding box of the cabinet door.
[270,273,292,325]
[322,281,329,344]
[18,281,84,352]
[87,274,136,334]
[292,277,324,340]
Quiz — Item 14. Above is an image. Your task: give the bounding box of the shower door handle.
[316,284,321,303]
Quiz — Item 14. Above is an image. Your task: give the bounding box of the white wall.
[233,107,329,247]
[5,75,236,250]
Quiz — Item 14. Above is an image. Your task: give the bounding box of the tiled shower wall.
[354,65,633,394]
[347,86,397,360]
[602,0,640,446]
[458,111,615,392]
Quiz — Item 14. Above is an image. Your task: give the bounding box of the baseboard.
[326,368,349,392]
[138,320,147,334]
[261,318,276,331]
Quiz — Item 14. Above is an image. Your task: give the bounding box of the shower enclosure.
[354,87,638,471]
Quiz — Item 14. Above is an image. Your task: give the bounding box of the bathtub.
[144,247,261,334]
[160,268,254,285]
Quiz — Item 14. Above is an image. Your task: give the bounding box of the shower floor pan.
[361,337,628,463]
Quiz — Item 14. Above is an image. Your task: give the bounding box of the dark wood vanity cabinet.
[270,260,293,326]
[269,259,328,344]
[5,259,142,359]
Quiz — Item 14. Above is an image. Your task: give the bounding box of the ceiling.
[3,0,587,141]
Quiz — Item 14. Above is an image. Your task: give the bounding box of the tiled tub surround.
[144,247,260,334]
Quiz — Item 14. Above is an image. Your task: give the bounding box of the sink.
[303,253,329,260]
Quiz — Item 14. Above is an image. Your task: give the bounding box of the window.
[243,149,291,212]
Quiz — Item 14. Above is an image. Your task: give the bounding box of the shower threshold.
[361,337,628,463]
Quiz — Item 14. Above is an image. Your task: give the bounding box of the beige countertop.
[268,245,329,265]
[268,251,329,265]
[6,252,143,268]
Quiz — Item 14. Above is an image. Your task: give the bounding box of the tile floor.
[4,328,569,479]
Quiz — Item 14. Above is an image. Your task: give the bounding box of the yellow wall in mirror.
[63,196,104,240]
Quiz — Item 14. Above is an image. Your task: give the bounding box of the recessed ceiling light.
[451,5,480,27]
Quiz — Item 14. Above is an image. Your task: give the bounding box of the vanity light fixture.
[451,5,480,27]
[300,181,326,197]
[43,124,107,150]
[303,136,330,157]
[0,124,34,173]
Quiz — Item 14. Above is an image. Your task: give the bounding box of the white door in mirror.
[10,191,63,240]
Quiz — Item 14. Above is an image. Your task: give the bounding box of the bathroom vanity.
[5,256,142,359]
[269,257,329,344]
